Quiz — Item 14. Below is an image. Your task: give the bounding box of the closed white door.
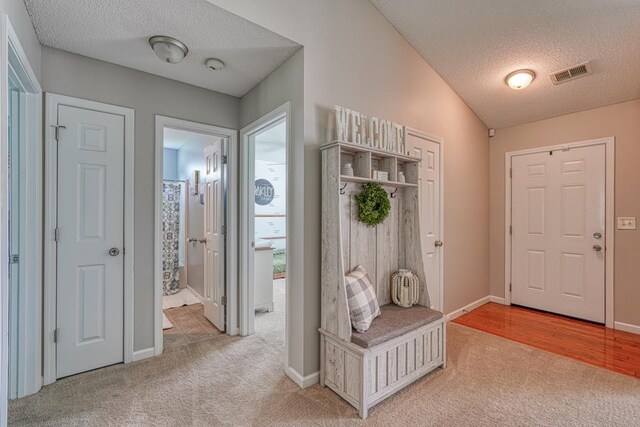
[203,142,225,331]
[511,144,605,322]
[406,133,442,310]
[56,105,125,378]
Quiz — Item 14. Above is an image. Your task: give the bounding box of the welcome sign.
[332,105,406,155]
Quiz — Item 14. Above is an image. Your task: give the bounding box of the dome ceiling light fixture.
[506,69,536,90]
[149,35,189,64]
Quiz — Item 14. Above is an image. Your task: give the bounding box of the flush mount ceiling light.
[506,69,535,90]
[149,35,188,64]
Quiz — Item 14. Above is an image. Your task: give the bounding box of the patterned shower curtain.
[162,182,182,295]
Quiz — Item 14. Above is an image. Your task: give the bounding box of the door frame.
[405,127,445,312]
[1,13,42,406]
[239,102,290,349]
[44,93,135,384]
[504,137,615,328]
[154,116,239,353]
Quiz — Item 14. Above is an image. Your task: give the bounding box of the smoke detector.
[550,61,593,85]
[206,58,225,71]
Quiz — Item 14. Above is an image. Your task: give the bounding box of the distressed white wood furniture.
[320,140,446,419]
[254,246,274,312]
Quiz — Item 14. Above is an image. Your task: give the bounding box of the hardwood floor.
[453,303,640,378]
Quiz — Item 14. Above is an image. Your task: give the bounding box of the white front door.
[511,144,605,322]
[406,132,442,310]
[56,105,125,378]
[203,142,225,331]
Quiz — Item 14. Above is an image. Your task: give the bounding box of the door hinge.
[510,225,512,235]
[51,125,66,141]
[54,227,60,242]
[222,155,228,164]
[9,254,19,264]
[221,225,227,235]
[509,168,512,178]
[53,328,59,343]
[221,296,227,306]
[509,283,512,292]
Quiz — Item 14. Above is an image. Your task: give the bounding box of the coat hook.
[390,188,398,198]
[339,183,347,195]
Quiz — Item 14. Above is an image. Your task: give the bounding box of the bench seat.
[351,304,443,348]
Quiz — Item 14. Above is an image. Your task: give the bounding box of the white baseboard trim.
[285,366,319,389]
[614,321,640,335]
[446,296,490,321]
[132,347,156,362]
[187,285,205,302]
[489,296,506,305]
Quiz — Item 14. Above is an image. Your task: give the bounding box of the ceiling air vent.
[549,61,593,85]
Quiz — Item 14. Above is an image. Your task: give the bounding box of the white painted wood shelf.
[340,175,418,188]
[320,139,446,419]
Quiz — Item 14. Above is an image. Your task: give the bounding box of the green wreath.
[355,183,391,227]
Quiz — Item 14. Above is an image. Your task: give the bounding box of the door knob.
[434,240,443,247]
[199,238,207,244]
[593,245,602,252]
[109,248,120,256]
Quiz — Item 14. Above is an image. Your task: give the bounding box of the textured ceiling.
[24,0,301,97]
[370,0,640,128]
[163,128,219,151]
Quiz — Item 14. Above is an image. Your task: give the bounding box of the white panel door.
[56,105,125,378]
[406,133,442,310]
[203,142,225,331]
[511,145,605,322]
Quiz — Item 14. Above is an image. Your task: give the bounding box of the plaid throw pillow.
[345,265,381,333]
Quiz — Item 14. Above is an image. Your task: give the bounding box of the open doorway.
[240,104,290,357]
[155,116,236,354]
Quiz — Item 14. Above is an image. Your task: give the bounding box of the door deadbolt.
[593,232,602,240]
[109,248,120,256]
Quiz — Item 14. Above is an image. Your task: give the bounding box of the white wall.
[162,148,178,181]
[1,0,41,79]
[216,0,490,378]
[41,47,240,351]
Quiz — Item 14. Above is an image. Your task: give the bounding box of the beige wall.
[490,98,640,327]
[41,47,240,351]
[210,0,490,376]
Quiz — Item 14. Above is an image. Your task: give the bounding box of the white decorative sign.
[333,105,407,155]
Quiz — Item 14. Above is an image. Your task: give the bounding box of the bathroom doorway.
[155,116,236,353]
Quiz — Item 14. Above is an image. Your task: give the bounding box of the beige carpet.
[9,286,640,426]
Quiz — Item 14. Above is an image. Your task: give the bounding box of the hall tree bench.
[320,138,447,419]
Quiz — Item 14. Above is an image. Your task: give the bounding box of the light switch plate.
[617,217,637,230]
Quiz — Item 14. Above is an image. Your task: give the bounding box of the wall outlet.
[617,217,637,230]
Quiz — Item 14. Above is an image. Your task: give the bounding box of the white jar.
[342,163,354,176]
[397,171,405,183]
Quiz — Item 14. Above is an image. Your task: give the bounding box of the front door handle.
[109,248,120,256]
[434,240,443,247]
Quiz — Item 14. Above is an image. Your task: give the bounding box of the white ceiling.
[163,128,219,150]
[370,0,640,128]
[24,0,301,97]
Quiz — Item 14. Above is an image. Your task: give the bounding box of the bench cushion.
[351,304,443,349]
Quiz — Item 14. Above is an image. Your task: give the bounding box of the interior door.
[203,141,225,331]
[56,105,125,378]
[511,144,605,322]
[406,132,442,310]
